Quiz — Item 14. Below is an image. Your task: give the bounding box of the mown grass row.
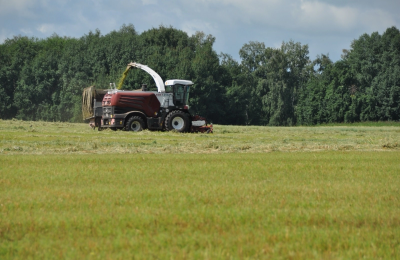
[0,119,399,155]
[1,152,400,259]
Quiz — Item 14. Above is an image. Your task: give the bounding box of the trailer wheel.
[125,116,145,132]
[165,110,189,132]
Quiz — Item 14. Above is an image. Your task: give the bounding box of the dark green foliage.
[219,53,249,125]
[42,25,221,123]
[0,36,41,119]
[237,40,310,125]
[0,25,399,125]
[296,26,400,124]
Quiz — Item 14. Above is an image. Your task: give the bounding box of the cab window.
[174,84,185,105]
[165,85,173,93]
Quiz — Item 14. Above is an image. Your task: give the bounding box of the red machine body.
[103,92,160,117]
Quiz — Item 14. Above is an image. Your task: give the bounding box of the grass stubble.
[0,119,399,259]
[0,119,399,155]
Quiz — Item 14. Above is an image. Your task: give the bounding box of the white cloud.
[0,0,37,18]
[0,0,35,12]
[297,1,358,30]
[0,28,11,43]
[358,8,396,32]
[294,1,396,34]
[181,20,217,36]
[183,0,283,25]
[181,0,396,34]
[36,24,55,34]
[0,0,399,62]
[20,28,34,35]
[141,0,157,5]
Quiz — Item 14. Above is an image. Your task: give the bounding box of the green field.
[0,119,399,155]
[1,120,399,259]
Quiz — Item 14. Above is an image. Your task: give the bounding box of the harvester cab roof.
[165,79,194,86]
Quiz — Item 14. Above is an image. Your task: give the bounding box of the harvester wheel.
[126,116,145,132]
[165,110,189,132]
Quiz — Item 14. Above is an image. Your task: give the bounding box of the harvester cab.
[164,79,192,109]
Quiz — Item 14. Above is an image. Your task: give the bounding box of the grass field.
[0,119,399,259]
[0,119,399,155]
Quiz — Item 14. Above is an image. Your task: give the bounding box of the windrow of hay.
[1,120,400,155]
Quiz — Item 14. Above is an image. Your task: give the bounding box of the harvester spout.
[119,62,165,92]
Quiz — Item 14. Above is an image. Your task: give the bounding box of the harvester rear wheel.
[125,116,145,132]
[165,110,189,132]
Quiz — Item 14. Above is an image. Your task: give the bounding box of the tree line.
[0,24,399,125]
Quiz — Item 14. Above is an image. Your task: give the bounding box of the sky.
[1,0,399,62]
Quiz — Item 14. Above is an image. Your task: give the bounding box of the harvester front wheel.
[165,110,189,132]
[126,116,145,132]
